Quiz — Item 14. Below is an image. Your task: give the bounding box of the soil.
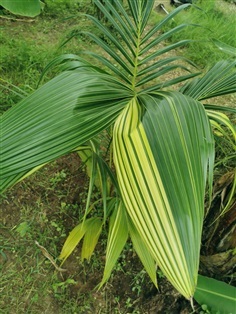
[1,152,234,313]
[1,153,199,314]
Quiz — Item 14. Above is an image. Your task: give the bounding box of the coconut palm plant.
[0,0,235,306]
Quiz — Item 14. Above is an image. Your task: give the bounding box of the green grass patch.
[0,1,99,114]
[158,0,236,68]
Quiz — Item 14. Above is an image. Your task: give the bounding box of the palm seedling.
[1,0,235,309]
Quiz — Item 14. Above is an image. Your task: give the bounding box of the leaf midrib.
[131,10,142,91]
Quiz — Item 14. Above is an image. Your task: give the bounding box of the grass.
[2,0,233,112]
[0,0,98,113]
[153,0,236,68]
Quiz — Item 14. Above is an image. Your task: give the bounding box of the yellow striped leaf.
[99,201,129,287]
[113,92,214,299]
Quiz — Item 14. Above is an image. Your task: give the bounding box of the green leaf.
[129,218,158,288]
[141,3,191,44]
[16,222,30,237]
[77,144,102,222]
[77,146,97,186]
[212,39,236,57]
[204,104,236,115]
[0,0,41,17]
[180,60,236,100]
[99,201,129,287]
[83,1,196,91]
[59,217,103,263]
[136,64,192,87]
[92,0,136,54]
[142,72,200,93]
[194,275,236,314]
[127,0,154,33]
[86,15,135,67]
[113,93,214,298]
[207,110,236,146]
[207,113,236,181]
[0,71,132,193]
[140,24,191,56]
[59,221,88,263]
[37,54,103,86]
[83,31,134,78]
[76,140,120,223]
[81,218,103,261]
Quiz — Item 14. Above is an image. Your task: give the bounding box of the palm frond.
[180,60,236,100]
[37,53,105,86]
[140,24,193,56]
[136,64,192,87]
[99,200,129,287]
[137,56,197,77]
[204,104,236,114]
[2,0,234,303]
[142,72,200,93]
[207,111,236,162]
[113,93,214,299]
[81,218,103,261]
[0,71,132,193]
[212,39,236,57]
[141,3,191,43]
[129,218,158,288]
[127,0,154,33]
[82,1,197,90]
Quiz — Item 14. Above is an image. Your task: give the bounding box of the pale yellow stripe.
[113,98,195,298]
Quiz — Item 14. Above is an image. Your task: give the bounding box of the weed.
[50,170,67,188]
[200,304,210,313]
[52,278,77,297]
[131,270,146,297]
